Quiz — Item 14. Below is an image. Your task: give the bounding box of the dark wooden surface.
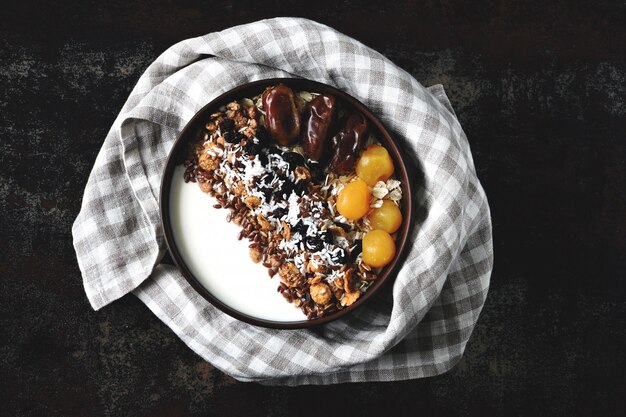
[1,1,625,416]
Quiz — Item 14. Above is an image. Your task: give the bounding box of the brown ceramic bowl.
[160,78,412,329]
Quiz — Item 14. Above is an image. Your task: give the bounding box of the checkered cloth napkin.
[72,17,493,385]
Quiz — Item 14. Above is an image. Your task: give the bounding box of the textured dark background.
[1,1,625,416]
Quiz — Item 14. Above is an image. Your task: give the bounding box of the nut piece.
[340,267,360,306]
[198,180,212,193]
[340,288,360,306]
[249,247,262,263]
[225,100,249,129]
[257,214,272,230]
[226,101,241,111]
[232,181,246,196]
[278,263,304,288]
[343,267,356,289]
[308,274,323,285]
[198,146,220,172]
[307,256,326,274]
[310,282,332,305]
[244,196,262,209]
[281,220,291,240]
[294,166,311,181]
[332,276,345,290]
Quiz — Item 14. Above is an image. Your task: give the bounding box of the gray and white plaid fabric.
[72,17,493,385]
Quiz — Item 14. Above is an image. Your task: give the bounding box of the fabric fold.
[72,17,493,384]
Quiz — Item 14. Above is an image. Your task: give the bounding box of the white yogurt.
[168,166,306,322]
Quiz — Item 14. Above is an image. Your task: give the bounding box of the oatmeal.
[183,84,403,320]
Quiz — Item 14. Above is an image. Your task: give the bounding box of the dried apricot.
[368,200,402,234]
[336,178,371,220]
[362,229,396,268]
[355,145,395,186]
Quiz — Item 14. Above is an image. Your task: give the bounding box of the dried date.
[262,84,301,146]
[328,112,369,174]
[301,94,337,162]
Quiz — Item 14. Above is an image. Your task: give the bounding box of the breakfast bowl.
[160,78,413,329]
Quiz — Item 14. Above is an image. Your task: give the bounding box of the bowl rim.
[159,77,413,329]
